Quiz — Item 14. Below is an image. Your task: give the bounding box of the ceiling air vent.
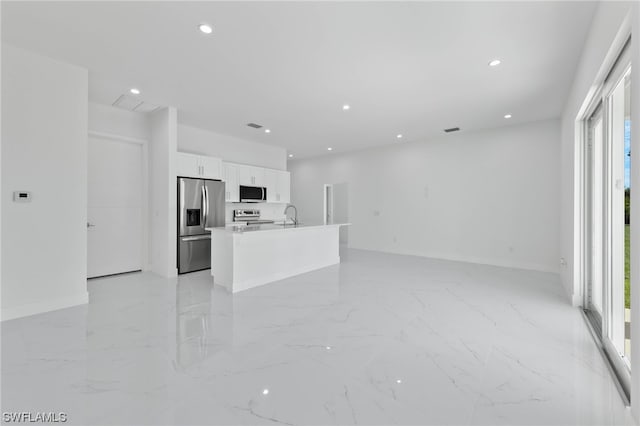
[444,127,460,133]
[113,94,144,111]
[112,94,160,113]
[247,123,263,129]
[133,102,160,113]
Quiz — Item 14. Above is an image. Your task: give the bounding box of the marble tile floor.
[1,248,635,425]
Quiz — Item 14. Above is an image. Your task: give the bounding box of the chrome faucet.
[283,204,298,225]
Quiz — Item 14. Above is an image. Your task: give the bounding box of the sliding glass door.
[586,104,604,333]
[583,43,631,398]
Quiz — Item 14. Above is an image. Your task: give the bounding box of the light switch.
[13,191,32,202]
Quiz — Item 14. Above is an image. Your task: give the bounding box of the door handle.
[87,222,96,228]
[204,186,209,226]
[201,186,206,226]
[182,235,212,242]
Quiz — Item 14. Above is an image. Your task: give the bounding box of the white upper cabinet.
[264,169,278,202]
[222,161,290,204]
[176,152,200,178]
[264,169,290,203]
[277,171,291,204]
[176,152,222,180]
[223,163,239,202]
[200,155,222,180]
[238,165,265,187]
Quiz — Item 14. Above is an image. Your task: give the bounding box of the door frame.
[88,130,150,272]
[576,35,632,402]
[323,184,333,225]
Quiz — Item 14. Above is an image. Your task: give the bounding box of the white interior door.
[87,135,143,278]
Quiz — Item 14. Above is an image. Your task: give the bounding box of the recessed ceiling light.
[327,147,333,151]
[342,104,350,111]
[396,134,403,139]
[504,114,512,119]
[396,379,402,384]
[199,24,213,34]
[326,346,332,350]
[262,389,269,395]
[265,129,271,133]
[489,59,501,67]
[130,88,140,95]
[288,154,293,158]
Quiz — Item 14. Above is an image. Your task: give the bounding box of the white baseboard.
[350,246,560,274]
[571,292,582,307]
[1,292,89,322]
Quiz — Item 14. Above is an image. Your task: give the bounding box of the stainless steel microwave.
[239,185,267,203]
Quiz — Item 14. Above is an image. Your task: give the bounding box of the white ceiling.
[2,1,597,159]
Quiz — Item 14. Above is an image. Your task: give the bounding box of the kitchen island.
[206,223,350,293]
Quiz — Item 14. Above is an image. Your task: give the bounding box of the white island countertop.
[207,222,350,293]
[206,222,349,234]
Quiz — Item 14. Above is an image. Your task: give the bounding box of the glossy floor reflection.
[2,249,634,425]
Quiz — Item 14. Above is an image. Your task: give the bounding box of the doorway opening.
[323,183,349,247]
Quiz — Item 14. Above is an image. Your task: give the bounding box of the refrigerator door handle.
[201,185,206,226]
[179,179,186,236]
[182,235,211,242]
[204,185,210,227]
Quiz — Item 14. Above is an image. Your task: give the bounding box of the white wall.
[88,102,150,141]
[178,124,286,171]
[1,44,88,320]
[560,1,634,306]
[149,107,178,277]
[290,119,561,273]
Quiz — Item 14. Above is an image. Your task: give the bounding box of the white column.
[149,107,178,277]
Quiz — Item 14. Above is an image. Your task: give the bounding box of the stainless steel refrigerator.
[178,177,225,274]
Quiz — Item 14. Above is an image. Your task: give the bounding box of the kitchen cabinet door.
[238,165,265,187]
[252,167,265,186]
[277,171,291,204]
[200,156,222,180]
[238,165,253,186]
[264,169,278,202]
[176,152,201,178]
[223,163,239,202]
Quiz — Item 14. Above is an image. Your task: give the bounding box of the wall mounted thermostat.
[13,191,32,202]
